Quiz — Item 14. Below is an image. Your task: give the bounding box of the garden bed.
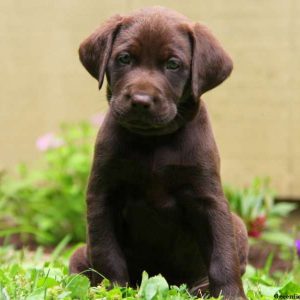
[0,242,299,300]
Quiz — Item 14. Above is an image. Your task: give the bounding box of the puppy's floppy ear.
[190,23,233,100]
[79,15,123,89]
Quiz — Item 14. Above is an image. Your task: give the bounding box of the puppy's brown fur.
[70,7,248,299]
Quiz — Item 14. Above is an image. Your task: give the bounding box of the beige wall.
[1,0,299,197]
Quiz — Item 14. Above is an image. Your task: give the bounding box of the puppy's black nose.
[131,93,153,110]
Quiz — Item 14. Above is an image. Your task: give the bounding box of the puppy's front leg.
[204,198,246,299]
[86,161,129,286]
[185,187,246,299]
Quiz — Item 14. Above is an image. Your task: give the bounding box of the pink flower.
[36,132,64,152]
[90,113,105,127]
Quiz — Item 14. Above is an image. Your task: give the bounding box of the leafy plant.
[0,121,97,245]
[243,259,300,299]
[0,244,300,299]
[224,177,297,247]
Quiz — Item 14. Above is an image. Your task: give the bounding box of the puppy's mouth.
[123,120,164,129]
[110,96,177,129]
[111,108,178,135]
[115,114,175,130]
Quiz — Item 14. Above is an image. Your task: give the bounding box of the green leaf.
[142,274,169,300]
[261,231,294,247]
[138,271,149,297]
[279,281,300,295]
[37,277,58,288]
[144,281,158,300]
[270,202,297,217]
[138,272,170,300]
[259,284,280,296]
[244,264,256,278]
[26,288,47,300]
[9,264,23,277]
[66,275,90,299]
[57,291,72,299]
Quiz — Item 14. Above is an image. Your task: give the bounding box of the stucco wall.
[1,0,300,197]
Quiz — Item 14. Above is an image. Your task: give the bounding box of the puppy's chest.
[112,158,201,248]
[106,155,200,209]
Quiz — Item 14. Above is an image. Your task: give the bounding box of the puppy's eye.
[117,52,132,65]
[166,58,181,70]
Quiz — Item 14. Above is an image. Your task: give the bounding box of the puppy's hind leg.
[232,213,249,275]
[69,245,93,281]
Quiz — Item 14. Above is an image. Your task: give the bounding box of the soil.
[248,243,292,273]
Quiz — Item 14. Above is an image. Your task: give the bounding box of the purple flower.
[295,240,300,257]
[90,113,105,127]
[36,132,64,152]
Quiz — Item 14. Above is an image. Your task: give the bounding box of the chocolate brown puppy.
[70,7,248,299]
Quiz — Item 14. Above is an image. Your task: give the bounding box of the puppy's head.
[79,7,233,135]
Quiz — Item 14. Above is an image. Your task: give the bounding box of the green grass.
[0,239,300,300]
